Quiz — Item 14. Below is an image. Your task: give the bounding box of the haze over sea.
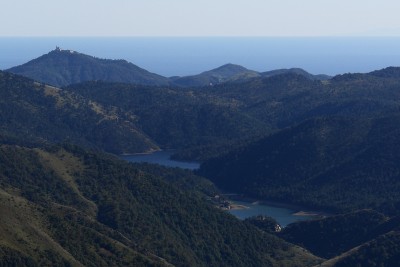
[2,37,400,77]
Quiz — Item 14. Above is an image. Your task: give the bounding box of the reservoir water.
[121,150,200,170]
[121,150,319,226]
[228,200,317,227]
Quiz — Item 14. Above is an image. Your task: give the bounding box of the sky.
[1,0,400,36]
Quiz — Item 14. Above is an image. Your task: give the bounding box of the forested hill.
[199,115,400,214]
[6,48,170,87]
[0,71,158,153]
[279,210,400,266]
[64,67,400,161]
[171,63,260,87]
[66,81,269,150]
[261,67,331,81]
[0,144,320,267]
[6,48,330,88]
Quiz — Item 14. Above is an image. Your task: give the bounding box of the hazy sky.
[1,0,400,36]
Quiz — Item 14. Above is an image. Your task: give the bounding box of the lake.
[121,150,200,170]
[228,200,318,227]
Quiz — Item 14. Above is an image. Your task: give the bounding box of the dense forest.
[0,71,158,153]
[279,210,389,258]
[65,66,400,160]
[66,81,268,151]
[278,210,400,266]
[199,115,400,214]
[0,144,319,266]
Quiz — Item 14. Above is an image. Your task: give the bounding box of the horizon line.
[2,35,400,38]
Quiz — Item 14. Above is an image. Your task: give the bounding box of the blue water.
[121,150,200,170]
[2,37,400,76]
[229,200,317,227]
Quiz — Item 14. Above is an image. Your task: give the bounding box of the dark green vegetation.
[65,66,400,159]
[0,71,157,153]
[244,215,280,234]
[279,210,400,266]
[7,48,170,87]
[192,68,400,266]
[199,115,400,213]
[196,68,400,212]
[66,81,267,151]
[279,210,388,258]
[333,231,400,267]
[129,162,218,196]
[0,144,320,266]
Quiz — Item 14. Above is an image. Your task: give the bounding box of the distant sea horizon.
[2,37,400,77]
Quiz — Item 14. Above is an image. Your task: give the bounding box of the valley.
[1,48,400,266]
[121,150,320,226]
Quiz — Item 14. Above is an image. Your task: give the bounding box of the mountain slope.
[66,81,269,149]
[279,210,388,259]
[205,70,400,129]
[7,48,170,87]
[279,210,400,266]
[332,230,400,267]
[0,144,321,267]
[65,68,400,160]
[0,71,157,153]
[199,115,400,213]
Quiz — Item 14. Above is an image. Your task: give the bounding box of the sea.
[2,37,400,77]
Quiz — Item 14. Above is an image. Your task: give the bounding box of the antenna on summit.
[56,46,61,51]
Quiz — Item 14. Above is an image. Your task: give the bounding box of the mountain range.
[6,48,331,87]
[2,48,400,266]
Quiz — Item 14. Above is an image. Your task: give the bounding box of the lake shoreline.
[120,148,162,156]
[229,204,249,210]
[223,194,332,218]
[120,151,329,224]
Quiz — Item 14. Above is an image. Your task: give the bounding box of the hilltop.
[7,47,170,87]
[171,63,260,87]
